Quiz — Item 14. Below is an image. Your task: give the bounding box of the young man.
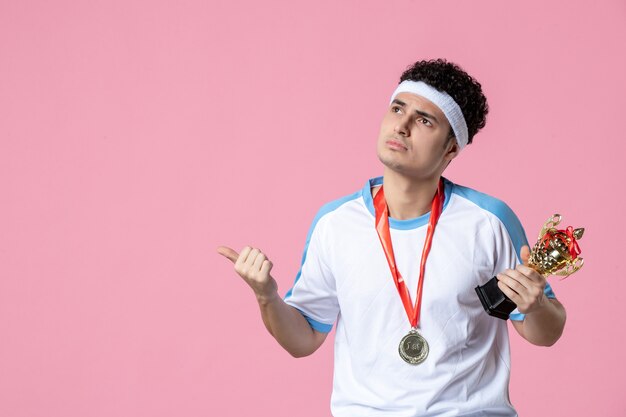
[218,59,566,416]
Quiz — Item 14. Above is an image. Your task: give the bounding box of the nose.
[394,114,411,136]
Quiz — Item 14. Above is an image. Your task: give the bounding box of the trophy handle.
[538,214,562,241]
[553,256,584,279]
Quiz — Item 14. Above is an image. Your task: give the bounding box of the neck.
[374,169,441,220]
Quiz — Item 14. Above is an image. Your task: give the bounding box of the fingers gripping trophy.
[475,214,585,320]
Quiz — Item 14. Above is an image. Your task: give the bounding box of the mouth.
[385,138,408,151]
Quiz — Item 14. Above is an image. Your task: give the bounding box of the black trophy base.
[475,276,517,320]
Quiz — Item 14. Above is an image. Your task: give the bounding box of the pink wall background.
[1,0,624,416]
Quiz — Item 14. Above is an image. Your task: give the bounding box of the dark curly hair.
[399,59,488,144]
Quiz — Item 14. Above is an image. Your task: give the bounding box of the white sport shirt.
[284,176,555,417]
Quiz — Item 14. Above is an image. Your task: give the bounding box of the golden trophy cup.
[475,214,584,320]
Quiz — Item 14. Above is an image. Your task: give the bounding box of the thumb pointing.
[217,246,239,264]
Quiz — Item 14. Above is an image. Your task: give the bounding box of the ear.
[445,138,460,161]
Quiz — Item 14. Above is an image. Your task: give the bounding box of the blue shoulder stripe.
[451,184,528,263]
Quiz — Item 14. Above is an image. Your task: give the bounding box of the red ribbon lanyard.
[373,179,445,328]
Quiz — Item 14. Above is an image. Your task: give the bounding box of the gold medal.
[399,328,429,365]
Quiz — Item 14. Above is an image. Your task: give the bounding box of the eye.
[417,117,433,127]
[391,105,402,114]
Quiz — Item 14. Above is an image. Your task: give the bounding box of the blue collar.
[361,176,453,230]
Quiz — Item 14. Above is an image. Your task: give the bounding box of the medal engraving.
[399,329,429,365]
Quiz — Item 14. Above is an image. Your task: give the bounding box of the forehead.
[393,92,448,122]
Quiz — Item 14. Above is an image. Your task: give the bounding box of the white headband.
[389,80,469,150]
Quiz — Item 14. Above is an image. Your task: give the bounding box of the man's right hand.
[217,245,328,357]
[217,246,278,304]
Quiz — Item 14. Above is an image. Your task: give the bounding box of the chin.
[377,153,408,173]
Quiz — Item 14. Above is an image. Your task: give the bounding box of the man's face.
[376,92,459,179]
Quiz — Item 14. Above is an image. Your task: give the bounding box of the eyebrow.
[392,99,440,124]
